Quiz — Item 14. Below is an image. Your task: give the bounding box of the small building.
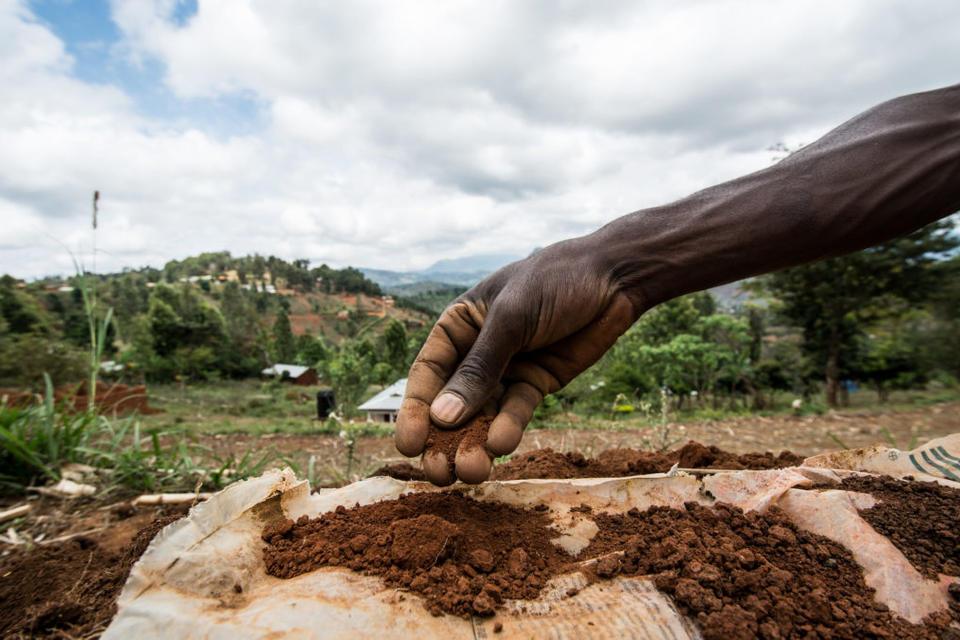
[358,378,406,423]
[261,364,319,386]
[100,360,125,376]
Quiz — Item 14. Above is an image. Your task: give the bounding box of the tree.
[220,282,265,376]
[0,277,46,334]
[272,306,296,363]
[326,343,371,413]
[137,284,229,380]
[295,334,329,367]
[372,362,394,388]
[383,319,408,372]
[757,219,957,406]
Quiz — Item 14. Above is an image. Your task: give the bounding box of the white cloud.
[2,0,960,278]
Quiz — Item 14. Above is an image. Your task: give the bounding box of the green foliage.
[392,283,466,314]
[132,284,230,381]
[295,334,329,367]
[82,419,285,492]
[0,376,96,488]
[0,334,87,389]
[326,342,373,414]
[604,293,753,401]
[0,276,48,334]
[271,306,296,363]
[756,218,958,406]
[382,319,408,372]
[371,362,394,387]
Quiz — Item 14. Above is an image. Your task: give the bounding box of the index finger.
[394,302,482,457]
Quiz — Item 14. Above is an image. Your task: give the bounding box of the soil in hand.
[583,502,957,640]
[0,514,181,638]
[834,475,960,579]
[423,415,492,479]
[263,491,571,617]
[492,441,803,480]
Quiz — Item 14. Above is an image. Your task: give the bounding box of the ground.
[2,387,958,637]
[6,383,959,555]
[137,381,960,484]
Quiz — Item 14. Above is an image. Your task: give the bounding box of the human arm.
[396,83,960,485]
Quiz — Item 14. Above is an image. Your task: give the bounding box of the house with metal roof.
[261,364,319,386]
[358,378,406,423]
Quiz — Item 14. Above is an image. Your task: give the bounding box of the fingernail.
[432,393,465,424]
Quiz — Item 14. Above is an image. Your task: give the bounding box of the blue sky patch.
[29,0,262,137]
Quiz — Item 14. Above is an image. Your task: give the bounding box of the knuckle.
[453,356,493,394]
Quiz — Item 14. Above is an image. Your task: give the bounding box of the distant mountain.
[361,253,522,291]
[421,253,520,275]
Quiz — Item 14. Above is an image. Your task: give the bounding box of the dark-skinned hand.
[394,237,641,485]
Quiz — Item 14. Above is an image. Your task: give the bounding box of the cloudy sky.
[2,0,959,278]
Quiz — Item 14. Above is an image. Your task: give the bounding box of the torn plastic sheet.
[105,436,960,639]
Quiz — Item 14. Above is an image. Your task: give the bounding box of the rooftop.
[261,364,312,378]
[358,378,407,412]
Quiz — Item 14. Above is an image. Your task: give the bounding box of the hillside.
[0,253,436,388]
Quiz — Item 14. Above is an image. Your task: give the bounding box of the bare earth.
[206,401,960,482]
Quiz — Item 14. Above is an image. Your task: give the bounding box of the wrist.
[586,205,687,312]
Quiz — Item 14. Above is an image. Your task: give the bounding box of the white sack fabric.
[105,436,960,639]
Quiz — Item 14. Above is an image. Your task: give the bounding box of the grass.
[0,380,295,494]
[141,379,395,437]
[0,375,98,489]
[529,387,960,433]
[4,378,956,495]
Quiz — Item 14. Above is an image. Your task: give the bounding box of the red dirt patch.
[491,441,803,480]
[263,492,957,636]
[832,475,960,579]
[372,441,803,483]
[583,502,957,639]
[0,513,182,638]
[263,492,569,618]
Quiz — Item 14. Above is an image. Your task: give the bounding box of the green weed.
[0,375,97,489]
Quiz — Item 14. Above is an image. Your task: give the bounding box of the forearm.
[595,84,960,309]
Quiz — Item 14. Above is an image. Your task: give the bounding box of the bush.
[0,334,87,390]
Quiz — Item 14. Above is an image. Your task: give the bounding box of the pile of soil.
[371,440,803,483]
[493,442,803,480]
[263,492,570,617]
[493,440,803,480]
[263,493,958,637]
[0,514,180,638]
[581,502,957,640]
[833,475,960,579]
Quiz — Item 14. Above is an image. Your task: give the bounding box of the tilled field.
[0,508,186,638]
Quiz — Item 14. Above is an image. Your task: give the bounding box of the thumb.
[430,304,523,427]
